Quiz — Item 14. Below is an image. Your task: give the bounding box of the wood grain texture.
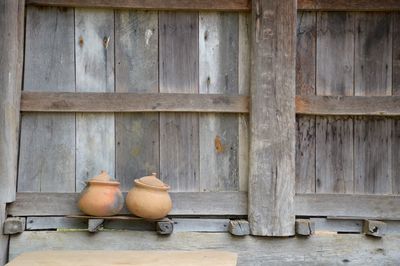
[295,12,316,193]
[21,92,249,113]
[298,0,400,11]
[316,12,354,193]
[1,204,9,265]
[19,7,75,193]
[75,9,115,191]
[199,13,239,192]
[297,95,400,116]
[26,0,250,11]
[9,232,400,265]
[0,0,24,202]
[159,12,199,192]
[393,13,400,194]
[115,11,159,190]
[238,13,250,192]
[7,192,247,216]
[354,13,392,194]
[248,0,296,236]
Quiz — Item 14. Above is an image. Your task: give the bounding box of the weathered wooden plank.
[75,9,115,191]
[311,218,363,233]
[26,217,87,230]
[9,232,400,264]
[238,13,250,192]
[26,0,250,11]
[0,204,9,265]
[298,0,400,11]
[295,11,316,193]
[19,7,75,192]
[115,11,159,190]
[199,13,239,192]
[159,12,199,192]
[248,0,296,236]
[21,92,249,113]
[393,13,400,194]
[0,0,24,202]
[7,192,247,216]
[354,13,392,194]
[297,95,400,116]
[316,12,354,193]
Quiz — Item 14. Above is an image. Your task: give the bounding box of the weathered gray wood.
[295,11,316,193]
[9,232,400,264]
[0,0,24,202]
[311,218,363,233]
[115,11,159,190]
[88,219,104,233]
[354,13,392,194]
[363,220,386,237]
[316,12,354,193]
[26,0,251,11]
[393,14,400,194]
[7,192,247,216]
[21,92,249,113]
[228,220,250,236]
[297,95,400,116]
[19,6,75,193]
[0,204,8,265]
[159,12,199,192]
[238,13,250,192]
[248,0,296,236]
[199,13,239,192]
[3,218,25,235]
[173,219,229,232]
[156,219,174,235]
[295,219,315,236]
[298,0,400,11]
[75,9,115,191]
[26,217,87,230]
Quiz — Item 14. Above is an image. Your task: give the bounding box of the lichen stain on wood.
[131,147,140,157]
[215,135,224,153]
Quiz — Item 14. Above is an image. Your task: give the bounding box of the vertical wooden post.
[249,0,297,236]
[0,0,25,202]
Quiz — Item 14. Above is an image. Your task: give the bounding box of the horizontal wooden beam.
[297,0,400,11]
[296,95,400,116]
[8,192,400,220]
[25,0,251,11]
[7,192,247,216]
[21,92,249,113]
[25,0,400,11]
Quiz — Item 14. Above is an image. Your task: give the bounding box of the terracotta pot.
[126,173,172,220]
[78,171,123,217]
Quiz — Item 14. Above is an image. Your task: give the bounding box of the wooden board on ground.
[295,11,316,193]
[354,12,392,194]
[115,10,159,190]
[159,12,199,192]
[315,12,354,193]
[8,232,400,264]
[75,9,115,191]
[6,250,237,266]
[18,6,75,192]
[199,12,239,192]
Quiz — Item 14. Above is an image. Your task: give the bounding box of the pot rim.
[86,180,121,186]
[134,179,170,191]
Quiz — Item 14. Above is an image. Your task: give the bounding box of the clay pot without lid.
[78,171,123,217]
[126,173,172,220]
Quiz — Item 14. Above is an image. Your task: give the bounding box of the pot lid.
[88,171,119,184]
[136,173,169,189]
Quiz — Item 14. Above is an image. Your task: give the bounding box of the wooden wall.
[18,6,250,194]
[296,11,400,195]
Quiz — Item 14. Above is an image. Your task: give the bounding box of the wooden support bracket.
[295,219,315,236]
[88,219,104,233]
[156,219,174,235]
[3,217,25,235]
[228,220,250,236]
[363,220,386,238]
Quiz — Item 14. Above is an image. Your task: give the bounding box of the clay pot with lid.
[126,173,172,220]
[78,171,124,217]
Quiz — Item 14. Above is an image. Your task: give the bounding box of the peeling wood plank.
[0,0,24,202]
[248,0,296,236]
